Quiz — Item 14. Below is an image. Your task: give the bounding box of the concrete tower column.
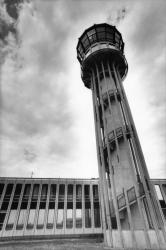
[77,23,166,249]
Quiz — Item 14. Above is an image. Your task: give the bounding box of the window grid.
[0,180,101,236]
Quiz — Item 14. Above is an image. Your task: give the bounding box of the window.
[56,185,65,229]
[1,184,13,211]
[0,183,4,199]
[17,210,26,230]
[117,193,126,209]
[37,184,48,229]
[58,185,65,201]
[96,26,105,32]
[16,184,31,230]
[85,202,91,228]
[46,184,56,229]
[66,185,73,228]
[76,185,82,228]
[94,202,101,228]
[87,29,97,44]
[50,184,56,201]
[93,185,101,228]
[81,35,90,50]
[84,185,91,228]
[56,202,64,229]
[76,203,82,228]
[0,213,6,230]
[155,185,163,200]
[27,184,39,229]
[47,203,54,229]
[127,187,136,203]
[6,184,22,230]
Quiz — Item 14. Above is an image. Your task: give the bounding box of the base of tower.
[0,232,165,250]
[105,229,166,249]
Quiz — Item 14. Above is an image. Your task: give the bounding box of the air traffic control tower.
[77,23,166,249]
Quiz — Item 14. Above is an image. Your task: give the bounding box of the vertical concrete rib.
[91,81,108,243]
[91,72,113,246]
[112,63,153,247]
[105,61,137,248]
[73,182,76,233]
[54,182,59,234]
[82,183,85,232]
[64,182,67,233]
[101,62,121,163]
[95,63,124,248]
[115,64,165,247]
[124,189,137,248]
[90,182,94,231]
[44,183,50,234]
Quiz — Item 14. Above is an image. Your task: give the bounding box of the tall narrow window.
[0,183,4,199]
[1,184,13,211]
[66,185,73,228]
[0,184,13,230]
[47,184,56,229]
[93,185,101,228]
[76,185,82,228]
[84,185,91,228]
[27,184,39,229]
[6,184,22,230]
[37,184,48,229]
[56,184,65,229]
[17,184,31,230]
[162,184,166,197]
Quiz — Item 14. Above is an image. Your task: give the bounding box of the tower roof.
[76,23,124,64]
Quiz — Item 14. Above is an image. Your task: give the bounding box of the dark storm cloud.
[4,0,24,20]
[0,0,25,46]
[0,18,16,43]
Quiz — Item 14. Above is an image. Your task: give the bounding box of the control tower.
[77,23,166,249]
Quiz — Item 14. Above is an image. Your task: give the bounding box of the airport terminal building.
[0,177,166,249]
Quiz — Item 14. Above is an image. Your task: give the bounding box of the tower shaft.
[77,23,166,249]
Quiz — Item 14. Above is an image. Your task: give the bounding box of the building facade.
[0,178,165,245]
[76,23,166,249]
[0,178,102,239]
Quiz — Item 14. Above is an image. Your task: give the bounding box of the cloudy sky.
[0,0,165,179]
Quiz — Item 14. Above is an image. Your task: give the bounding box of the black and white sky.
[0,0,166,178]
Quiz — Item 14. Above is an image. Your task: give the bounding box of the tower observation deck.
[77,23,166,249]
